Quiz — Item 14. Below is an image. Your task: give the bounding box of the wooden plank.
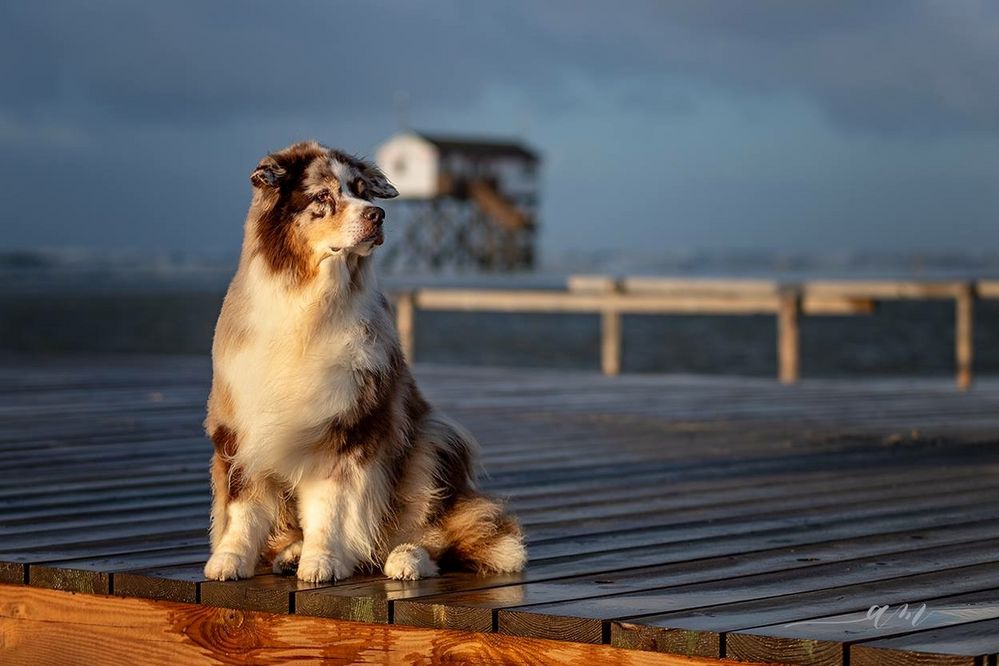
[0,385,205,411]
[613,564,999,658]
[439,386,965,426]
[1,513,208,552]
[0,439,207,475]
[725,586,999,665]
[415,288,784,314]
[0,468,207,501]
[513,463,986,521]
[417,279,872,317]
[537,493,999,564]
[296,572,524,625]
[0,415,200,445]
[850,617,999,666]
[1,532,208,584]
[27,544,209,595]
[200,574,329,614]
[524,475,999,546]
[803,296,876,315]
[978,280,999,299]
[295,577,395,624]
[0,496,206,531]
[616,277,778,297]
[491,537,999,644]
[0,482,207,523]
[391,518,999,635]
[518,463,999,541]
[805,280,968,299]
[0,585,733,666]
[0,458,206,492]
[511,465,904,513]
[0,561,25,585]
[528,456,995,556]
[491,441,996,498]
[114,563,207,604]
[0,434,206,467]
[411,287,869,317]
[586,277,871,315]
[300,505,999,628]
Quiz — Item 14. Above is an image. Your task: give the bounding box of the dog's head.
[247,141,398,282]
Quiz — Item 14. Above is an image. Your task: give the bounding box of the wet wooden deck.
[3,356,999,665]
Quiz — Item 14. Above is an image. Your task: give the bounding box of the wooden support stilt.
[601,307,622,376]
[778,286,802,384]
[395,291,416,364]
[956,282,975,390]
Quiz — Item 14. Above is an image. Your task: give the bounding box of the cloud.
[0,1,578,129]
[3,1,998,135]
[526,1,999,134]
[2,1,999,254]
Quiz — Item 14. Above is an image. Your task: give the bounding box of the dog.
[203,141,525,582]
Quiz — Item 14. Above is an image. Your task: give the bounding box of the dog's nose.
[363,206,385,225]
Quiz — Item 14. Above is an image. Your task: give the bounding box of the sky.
[2,1,999,259]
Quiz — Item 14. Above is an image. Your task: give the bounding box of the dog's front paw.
[271,540,303,574]
[204,551,255,581]
[383,544,438,580]
[297,552,351,583]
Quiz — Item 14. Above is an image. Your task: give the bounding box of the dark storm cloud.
[526,1,999,133]
[4,1,998,133]
[2,1,999,254]
[1,1,574,128]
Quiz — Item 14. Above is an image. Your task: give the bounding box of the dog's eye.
[313,191,334,208]
[352,179,368,199]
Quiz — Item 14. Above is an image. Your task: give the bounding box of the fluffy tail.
[437,492,526,574]
[406,410,527,574]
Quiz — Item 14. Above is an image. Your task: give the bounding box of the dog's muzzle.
[362,206,385,245]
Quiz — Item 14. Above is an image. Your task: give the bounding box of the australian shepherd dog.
[203,141,525,582]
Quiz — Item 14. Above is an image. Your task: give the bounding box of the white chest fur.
[219,260,391,481]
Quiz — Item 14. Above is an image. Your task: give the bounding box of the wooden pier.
[3,355,999,664]
[394,277,999,389]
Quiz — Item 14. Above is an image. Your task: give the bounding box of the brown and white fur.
[203,141,525,582]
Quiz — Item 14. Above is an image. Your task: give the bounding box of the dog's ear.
[359,160,399,199]
[250,157,286,189]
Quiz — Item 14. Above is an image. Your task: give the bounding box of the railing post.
[395,291,416,364]
[600,279,623,376]
[601,309,622,376]
[956,282,975,391]
[777,285,802,384]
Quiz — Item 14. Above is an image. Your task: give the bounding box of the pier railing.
[392,277,998,389]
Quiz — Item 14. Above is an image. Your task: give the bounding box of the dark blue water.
[4,248,998,376]
[4,290,998,378]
